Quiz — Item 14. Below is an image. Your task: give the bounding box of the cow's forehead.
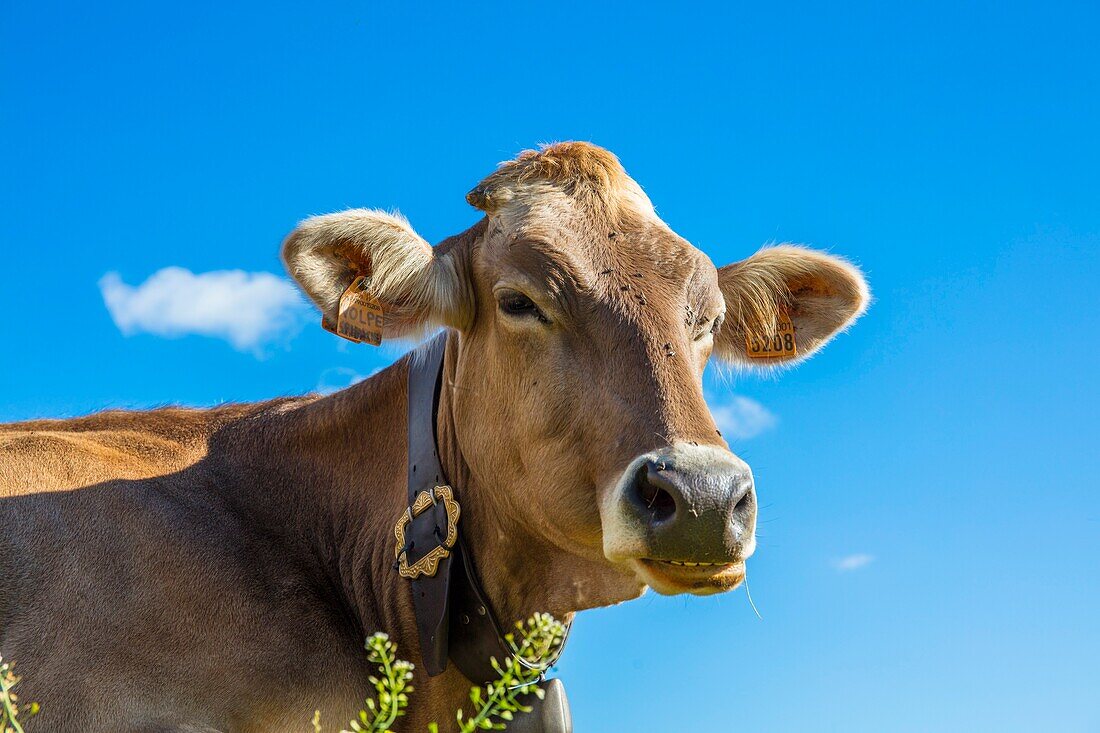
[488,198,699,271]
[479,196,722,323]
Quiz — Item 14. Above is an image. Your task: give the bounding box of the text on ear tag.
[328,275,384,345]
[745,310,797,359]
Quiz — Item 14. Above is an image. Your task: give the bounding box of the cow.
[0,142,868,732]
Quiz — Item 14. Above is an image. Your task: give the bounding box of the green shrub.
[325,612,567,733]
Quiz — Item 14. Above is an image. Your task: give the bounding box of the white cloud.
[315,367,379,395]
[100,267,307,353]
[833,554,875,572]
[707,394,777,440]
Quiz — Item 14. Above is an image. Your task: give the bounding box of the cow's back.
[0,406,251,497]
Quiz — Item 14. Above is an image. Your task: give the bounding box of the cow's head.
[283,143,868,599]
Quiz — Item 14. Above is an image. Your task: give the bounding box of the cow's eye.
[497,291,547,322]
[693,319,713,342]
[693,316,720,341]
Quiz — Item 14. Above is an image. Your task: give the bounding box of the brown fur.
[0,142,868,732]
[466,142,646,217]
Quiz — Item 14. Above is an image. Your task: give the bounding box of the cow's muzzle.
[601,444,757,595]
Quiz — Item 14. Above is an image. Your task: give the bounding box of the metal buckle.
[394,485,461,579]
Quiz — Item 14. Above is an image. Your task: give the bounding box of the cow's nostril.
[642,483,676,521]
[634,463,677,522]
[735,488,754,513]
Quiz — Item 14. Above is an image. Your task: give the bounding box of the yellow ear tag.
[324,275,384,345]
[745,309,798,359]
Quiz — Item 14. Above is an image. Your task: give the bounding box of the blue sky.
[2,1,1098,730]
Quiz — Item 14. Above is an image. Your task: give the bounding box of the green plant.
[342,633,415,733]
[340,613,567,733]
[1,655,38,733]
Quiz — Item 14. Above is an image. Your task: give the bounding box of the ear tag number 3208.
[745,310,797,359]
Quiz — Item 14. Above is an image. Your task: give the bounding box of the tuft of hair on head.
[466,141,651,217]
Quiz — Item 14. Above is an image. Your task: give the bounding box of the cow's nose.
[625,450,756,562]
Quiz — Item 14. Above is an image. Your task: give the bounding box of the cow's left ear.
[282,209,469,339]
[714,245,869,366]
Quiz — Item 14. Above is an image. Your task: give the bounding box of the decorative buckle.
[394,485,461,579]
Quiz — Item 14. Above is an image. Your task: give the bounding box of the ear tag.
[325,275,384,345]
[745,308,797,359]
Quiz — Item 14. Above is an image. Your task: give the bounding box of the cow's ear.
[714,245,869,366]
[282,209,469,338]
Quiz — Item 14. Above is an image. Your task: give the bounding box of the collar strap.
[401,334,511,684]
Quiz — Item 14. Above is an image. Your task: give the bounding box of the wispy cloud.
[706,394,777,440]
[315,366,379,395]
[833,554,875,572]
[100,267,307,353]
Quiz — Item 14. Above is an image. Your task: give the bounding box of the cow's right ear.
[282,209,469,339]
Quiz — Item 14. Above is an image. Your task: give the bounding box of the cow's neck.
[221,360,415,640]
[229,331,638,661]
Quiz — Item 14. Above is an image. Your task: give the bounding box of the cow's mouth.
[634,558,747,596]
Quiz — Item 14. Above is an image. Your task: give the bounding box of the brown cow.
[0,142,868,732]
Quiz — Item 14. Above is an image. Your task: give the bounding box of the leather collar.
[401,334,515,684]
